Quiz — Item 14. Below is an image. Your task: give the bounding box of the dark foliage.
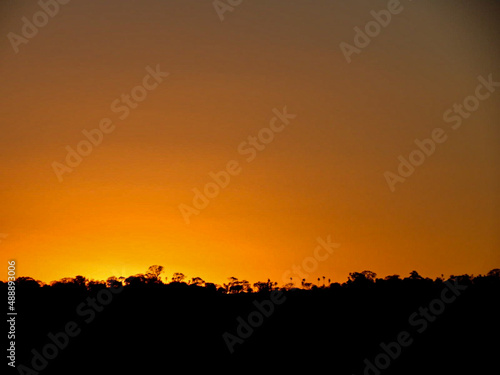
[4,268,499,374]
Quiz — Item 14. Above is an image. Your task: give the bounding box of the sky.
[1,0,499,286]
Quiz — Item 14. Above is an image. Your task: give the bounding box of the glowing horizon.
[1,0,499,287]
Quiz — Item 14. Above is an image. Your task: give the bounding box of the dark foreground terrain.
[4,269,500,374]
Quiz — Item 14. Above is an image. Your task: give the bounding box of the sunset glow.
[1,0,499,287]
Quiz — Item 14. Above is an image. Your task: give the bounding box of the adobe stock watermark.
[179,106,297,224]
[52,64,169,182]
[7,0,71,54]
[384,74,499,192]
[213,0,243,22]
[357,279,468,375]
[340,0,408,63]
[16,284,123,375]
[222,235,340,354]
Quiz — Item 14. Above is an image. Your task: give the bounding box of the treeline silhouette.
[4,267,500,374]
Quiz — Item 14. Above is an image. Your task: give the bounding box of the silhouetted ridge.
[5,267,499,375]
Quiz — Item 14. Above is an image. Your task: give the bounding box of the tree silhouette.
[124,274,147,286]
[487,268,500,278]
[189,277,205,286]
[361,270,377,281]
[348,271,377,287]
[146,265,164,283]
[172,272,186,283]
[409,270,423,280]
[241,280,251,292]
[225,276,239,293]
[106,276,122,288]
[15,276,42,288]
[384,274,401,281]
[253,281,269,293]
[74,275,87,287]
[6,266,500,374]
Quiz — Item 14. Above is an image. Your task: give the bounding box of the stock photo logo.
[51,65,169,182]
[223,235,340,353]
[7,0,71,54]
[178,106,297,224]
[213,0,243,21]
[384,74,499,192]
[15,284,123,375]
[340,0,409,63]
[356,279,468,375]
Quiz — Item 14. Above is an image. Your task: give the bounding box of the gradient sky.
[1,0,499,286]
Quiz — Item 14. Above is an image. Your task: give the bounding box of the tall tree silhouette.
[146,265,164,284]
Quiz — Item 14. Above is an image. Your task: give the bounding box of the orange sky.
[1,0,499,286]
